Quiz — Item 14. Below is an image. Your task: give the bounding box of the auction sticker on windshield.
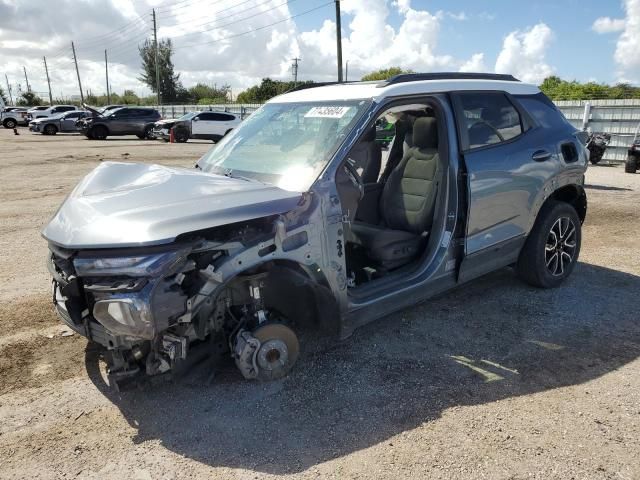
[305,106,351,118]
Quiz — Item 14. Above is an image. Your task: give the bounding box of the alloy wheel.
[544,216,577,276]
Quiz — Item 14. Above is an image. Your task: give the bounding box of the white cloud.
[0,0,531,99]
[612,0,640,82]
[592,17,626,33]
[297,0,485,81]
[459,53,486,72]
[495,23,554,83]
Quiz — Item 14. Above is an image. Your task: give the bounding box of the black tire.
[516,201,582,288]
[141,125,154,140]
[174,128,189,143]
[625,155,638,173]
[3,118,17,129]
[44,124,57,135]
[91,125,108,140]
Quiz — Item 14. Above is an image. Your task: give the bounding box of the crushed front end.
[48,243,194,385]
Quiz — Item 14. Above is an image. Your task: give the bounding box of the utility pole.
[345,60,349,82]
[23,66,31,92]
[152,9,161,106]
[104,49,111,104]
[291,57,301,87]
[43,56,53,105]
[5,74,13,105]
[71,41,85,104]
[335,0,343,82]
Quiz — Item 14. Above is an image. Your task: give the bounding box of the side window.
[60,106,74,112]
[515,92,573,130]
[457,92,524,150]
[197,112,215,121]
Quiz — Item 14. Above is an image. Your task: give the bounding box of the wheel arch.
[547,184,587,224]
[90,123,110,135]
[217,259,340,337]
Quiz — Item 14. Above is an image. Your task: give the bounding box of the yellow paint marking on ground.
[449,355,504,383]
[527,340,565,351]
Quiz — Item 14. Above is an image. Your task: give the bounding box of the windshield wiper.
[223,169,263,184]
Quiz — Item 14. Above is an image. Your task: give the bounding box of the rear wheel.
[3,118,17,129]
[44,124,57,135]
[516,201,581,288]
[625,155,638,173]
[91,125,108,140]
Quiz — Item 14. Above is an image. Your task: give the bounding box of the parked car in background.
[626,134,640,173]
[152,113,193,141]
[43,73,588,387]
[1,106,29,128]
[29,110,88,135]
[26,105,77,122]
[79,106,161,140]
[168,110,241,142]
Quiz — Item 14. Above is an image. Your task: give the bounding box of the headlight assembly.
[73,250,185,277]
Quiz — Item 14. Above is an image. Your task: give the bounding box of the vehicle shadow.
[86,262,640,474]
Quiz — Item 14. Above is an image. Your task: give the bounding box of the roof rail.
[285,80,367,93]
[378,72,520,87]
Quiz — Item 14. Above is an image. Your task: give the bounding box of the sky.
[0,0,638,101]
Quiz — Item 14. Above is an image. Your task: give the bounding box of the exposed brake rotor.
[253,323,299,380]
[233,323,299,381]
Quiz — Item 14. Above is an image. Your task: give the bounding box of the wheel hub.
[233,323,299,381]
[545,216,577,276]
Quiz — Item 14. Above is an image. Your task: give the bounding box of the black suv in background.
[79,107,161,140]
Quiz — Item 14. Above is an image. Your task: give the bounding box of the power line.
[161,0,296,30]
[160,0,301,41]
[172,1,332,50]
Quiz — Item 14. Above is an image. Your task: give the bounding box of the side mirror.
[193,116,199,122]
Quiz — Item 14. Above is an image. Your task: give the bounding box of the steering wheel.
[471,120,505,142]
[343,159,364,199]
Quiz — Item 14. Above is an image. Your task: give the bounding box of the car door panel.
[453,91,560,282]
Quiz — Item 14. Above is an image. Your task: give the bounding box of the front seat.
[350,126,382,184]
[350,117,440,270]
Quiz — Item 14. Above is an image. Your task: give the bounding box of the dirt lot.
[0,128,639,479]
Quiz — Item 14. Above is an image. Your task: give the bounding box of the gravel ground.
[0,128,639,479]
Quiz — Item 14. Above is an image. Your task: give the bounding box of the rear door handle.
[532,149,552,161]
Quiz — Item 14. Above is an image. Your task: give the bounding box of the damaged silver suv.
[44,73,588,387]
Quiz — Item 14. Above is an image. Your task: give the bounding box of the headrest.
[412,117,438,149]
[362,126,376,142]
[482,106,516,129]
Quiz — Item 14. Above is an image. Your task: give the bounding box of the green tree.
[138,38,182,102]
[0,86,7,104]
[121,89,140,105]
[236,78,313,103]
[540,76,640,100]
[361,67,413,81]
[17,91,43,106]
[188,83,230,104]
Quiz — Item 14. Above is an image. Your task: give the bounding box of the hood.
[42,162,303,249]
[82,105,104,117]
[155,118,177,126]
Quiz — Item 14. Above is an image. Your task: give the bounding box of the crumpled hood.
[155,118,177,126]
[42,162,302,249]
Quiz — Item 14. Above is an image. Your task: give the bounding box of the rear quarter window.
[515,93,573,130]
